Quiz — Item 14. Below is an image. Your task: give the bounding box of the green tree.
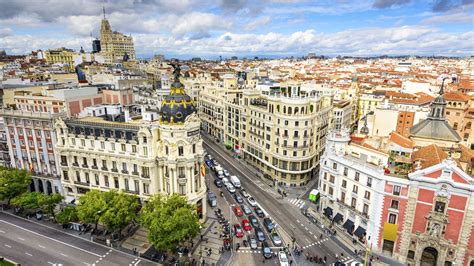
[76,190,106,230]
[11,192,44,212]
[139,194,200,251]
[0,168,32,205]
[55,206,78,225]
[39,193,63,218]
[100,190,139,237]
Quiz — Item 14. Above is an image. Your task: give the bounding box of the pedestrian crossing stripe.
[302,238,329,249]
[287,198,306,208]
[236,250,261,253]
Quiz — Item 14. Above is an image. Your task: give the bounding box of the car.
[241,219,252,231]
[223,169,230,177]
[223,224,231,234]
[248,235,258,250]
[234,224,244,238]
[241,204,252,215]
[262,241,272,259]
[254,206,265,217]
[234,194,244,203]
[255,228,265,242]
[233,206,243,217]
[226,183,236,193]
[270,232,282,246]
[240,188,250,198]
[278,251,289,266]
[247,196,257,207]
[248,215,260,228]
[214,179,223,188]
[263,218,274,232]
[222,177,230,185]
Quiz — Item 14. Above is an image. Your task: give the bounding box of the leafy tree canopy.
[0,168,32,204]
[140,194,200,251]
[100,190,139,235]
[76,189,107,227]
[11,192,44,210]
[56,205,79,225]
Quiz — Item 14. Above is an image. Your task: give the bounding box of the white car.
[223,169,230,177]
[226,183,236,193]
[247,196,257,207]
[222,177,230,186]
[278,251,289,266]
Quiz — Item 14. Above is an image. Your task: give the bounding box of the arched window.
[310,105,314,113]
[277,105,280,112]
[283,106,286,114]
[288,107,292,114]
[294,107,299,114]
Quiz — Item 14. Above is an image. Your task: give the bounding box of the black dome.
[160,62,196,123]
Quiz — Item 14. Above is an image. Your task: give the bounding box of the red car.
[234,224,244,238]
[233,206,243,217]
[242,219,252,231]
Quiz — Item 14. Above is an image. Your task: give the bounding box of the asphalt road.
[0,212,156,266]
[203,135,359,265]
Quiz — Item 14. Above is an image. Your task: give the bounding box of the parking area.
[204,154,292,265]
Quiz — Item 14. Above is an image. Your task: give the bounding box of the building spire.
[102,6,106,19]
[439,77,448,95]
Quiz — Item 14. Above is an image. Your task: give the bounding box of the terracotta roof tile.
[389,132,414,149]
[443,91,471,102]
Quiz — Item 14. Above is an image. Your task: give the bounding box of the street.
[203,134,361,265]
[0,212,156,266]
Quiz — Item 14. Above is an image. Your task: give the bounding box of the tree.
[40,193,63,218]
[11,192,44,212]
[139,194,200,251]
[0,168,32,205]
[56,206,78,225]
[100,190,139,237]
[76,190,106,230]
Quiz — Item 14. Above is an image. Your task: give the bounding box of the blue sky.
[0,0,472,58]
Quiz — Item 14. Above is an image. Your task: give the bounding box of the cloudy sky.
[0,0,473,58]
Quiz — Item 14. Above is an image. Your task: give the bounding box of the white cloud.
[422,12,474,24]
[245,16,272,31]
[0,27,13,37]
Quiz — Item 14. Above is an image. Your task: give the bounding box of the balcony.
[60,162,68,166]
[72,162,79,167]
[101,166,108,171]
[111,168,118,173]
[74,180,90,186]
[141,174,150,179]
[121,169,129,174]
[132,171,139,176]
[91,165,98,170]
[82,164,88,168]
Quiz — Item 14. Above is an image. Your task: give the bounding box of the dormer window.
[434,201,446,213]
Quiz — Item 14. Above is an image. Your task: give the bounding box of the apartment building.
[332,100,353,130]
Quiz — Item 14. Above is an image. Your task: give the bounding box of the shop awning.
[343,219,354,235]
[323,207,333,218]
[354,226,366,239]
[333,213,343,224]
[383,222,398,242]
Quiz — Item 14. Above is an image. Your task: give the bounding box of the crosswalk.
[287,198,306,208]
[302,237,329,249]
[340,256,356,264]
[236,249,261,254]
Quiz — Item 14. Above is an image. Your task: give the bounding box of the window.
[143,147,148,156]
[85,173,90,184]
[143,183,149,194]
[390,200,399,210]
[343,167,348,176]
[143,137,147,143]
[102,160,107,169]
[388,213,397,224]
[364,191,370,200]
[434,201,446,213]
[333,163,337,170]
[122,162,127,171]
[114,177,119,189]
[355,172,360,181]
[142,167,150,178]
[92,159,97,167]
[367,177,372,187]
[111,143,115,151]
[353,185,358,194]
[342,180,347,188]
[104,176,109,187]
[329,175,335,184]
[393,185,401,196]
[75,171,80,182]
[329,187,334,196]
[351,198,357,208]
[63,170,69,181]
[192,144,196,154]
[81,139,85,147]
[112,161,117,170]
[95,174,99,186]
[340,191,346,202]
[132,145,137,153]
[124,178,129,191]
[121,144,126,152]
[363,203,369,215]
[101,141,105,149]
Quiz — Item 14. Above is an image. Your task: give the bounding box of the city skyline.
[0,0,473,58]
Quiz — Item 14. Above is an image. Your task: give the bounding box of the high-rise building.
[99,9,136,63]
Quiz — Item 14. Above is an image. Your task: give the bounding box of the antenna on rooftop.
[102,6,106,19]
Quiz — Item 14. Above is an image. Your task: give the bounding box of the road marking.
[60,253,68,257]
[17,237,25,240]
[4,244,11,248]
[296,219,300,223]
[25,252,32,256]
[290,223,296,229]
[0,220,102,257]
[39,244,46,248]
[0,230,5,233]
[47,262,53,265]
[134,259,141,266]
[95,260,100,264]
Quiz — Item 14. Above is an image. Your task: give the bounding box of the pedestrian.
[200,234,203,240]
[341,252,344,258]
[289,260,293,265]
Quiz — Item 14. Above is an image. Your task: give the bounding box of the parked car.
[270,232,282,246]
[222,177,230,185]
[247,196,257,207]
[234,224,243,238]
[214,179,223,188]
[278,251,289,266]
[262,241,272,259]
[263,218,274,232]
[241,204,252,215]
[254,206,265,217]
[223,224,230,234]
[248,235,258,250]
[207,192,217,208]
[240,188,250,198]
[234,194,244,204]
[248,215,260,228]
[241,219,252,231]
[255,228,265,242]
[226,183,236,193]
[223,169,230,177]
[233,206,243,217]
